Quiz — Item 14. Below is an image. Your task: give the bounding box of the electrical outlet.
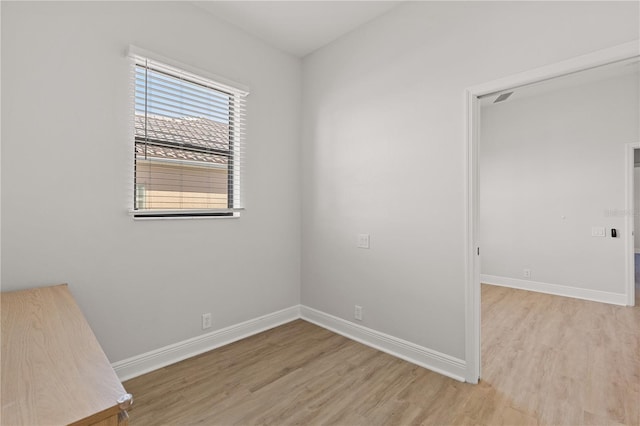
[202,313,212,330]
[523,269,531,278]
[354,305,363,321]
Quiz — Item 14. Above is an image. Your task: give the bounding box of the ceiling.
[190,2,638,96]
[481,57,640,107]
[191,1,402,58]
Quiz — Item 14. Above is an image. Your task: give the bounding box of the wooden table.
[1,284,132,425]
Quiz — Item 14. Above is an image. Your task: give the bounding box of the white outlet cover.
[591,226,606,237]
[202,313,212,329]
[354,305,363,320]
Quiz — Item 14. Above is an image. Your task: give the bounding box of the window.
[131,49,248,218]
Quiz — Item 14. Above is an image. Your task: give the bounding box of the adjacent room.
[2,1,638,425]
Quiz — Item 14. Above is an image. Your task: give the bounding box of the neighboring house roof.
[135,114,230,165]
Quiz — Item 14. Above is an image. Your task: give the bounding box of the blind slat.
[134,85,233,113]
[134,75,234,108]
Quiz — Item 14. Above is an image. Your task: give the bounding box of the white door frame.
[464,40,640,383]
[625,142,640,307]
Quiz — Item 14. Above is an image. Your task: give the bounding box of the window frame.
[128,46,248,219]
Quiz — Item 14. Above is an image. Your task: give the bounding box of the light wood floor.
[124,285,639,425]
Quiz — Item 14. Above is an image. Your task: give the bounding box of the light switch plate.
[591,227,606,237]
[357,234,370,249]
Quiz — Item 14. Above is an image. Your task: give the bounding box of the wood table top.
[1,284,127,425]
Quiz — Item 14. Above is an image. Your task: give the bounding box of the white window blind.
[131,50,248,217]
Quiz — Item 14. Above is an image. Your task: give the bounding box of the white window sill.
[129,209,242,220]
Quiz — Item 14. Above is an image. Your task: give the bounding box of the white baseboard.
[112,304,468,383]
[112,305,301,381]
[481,274,627,306]
[299,306,466,382]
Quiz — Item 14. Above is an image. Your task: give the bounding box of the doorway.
[626,144,640,306]
[464,41,640,383]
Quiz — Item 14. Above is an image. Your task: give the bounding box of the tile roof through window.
[135,114,230,165]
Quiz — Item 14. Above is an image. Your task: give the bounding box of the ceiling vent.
[493,91,514,103]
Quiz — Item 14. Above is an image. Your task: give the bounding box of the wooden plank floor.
[124,285,639,425]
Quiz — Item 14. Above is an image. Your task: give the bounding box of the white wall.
[480,73,639,295]
[635,167,640,251]
[1,1,302,362]
[301,1,638,361]
[3,0,639,376]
